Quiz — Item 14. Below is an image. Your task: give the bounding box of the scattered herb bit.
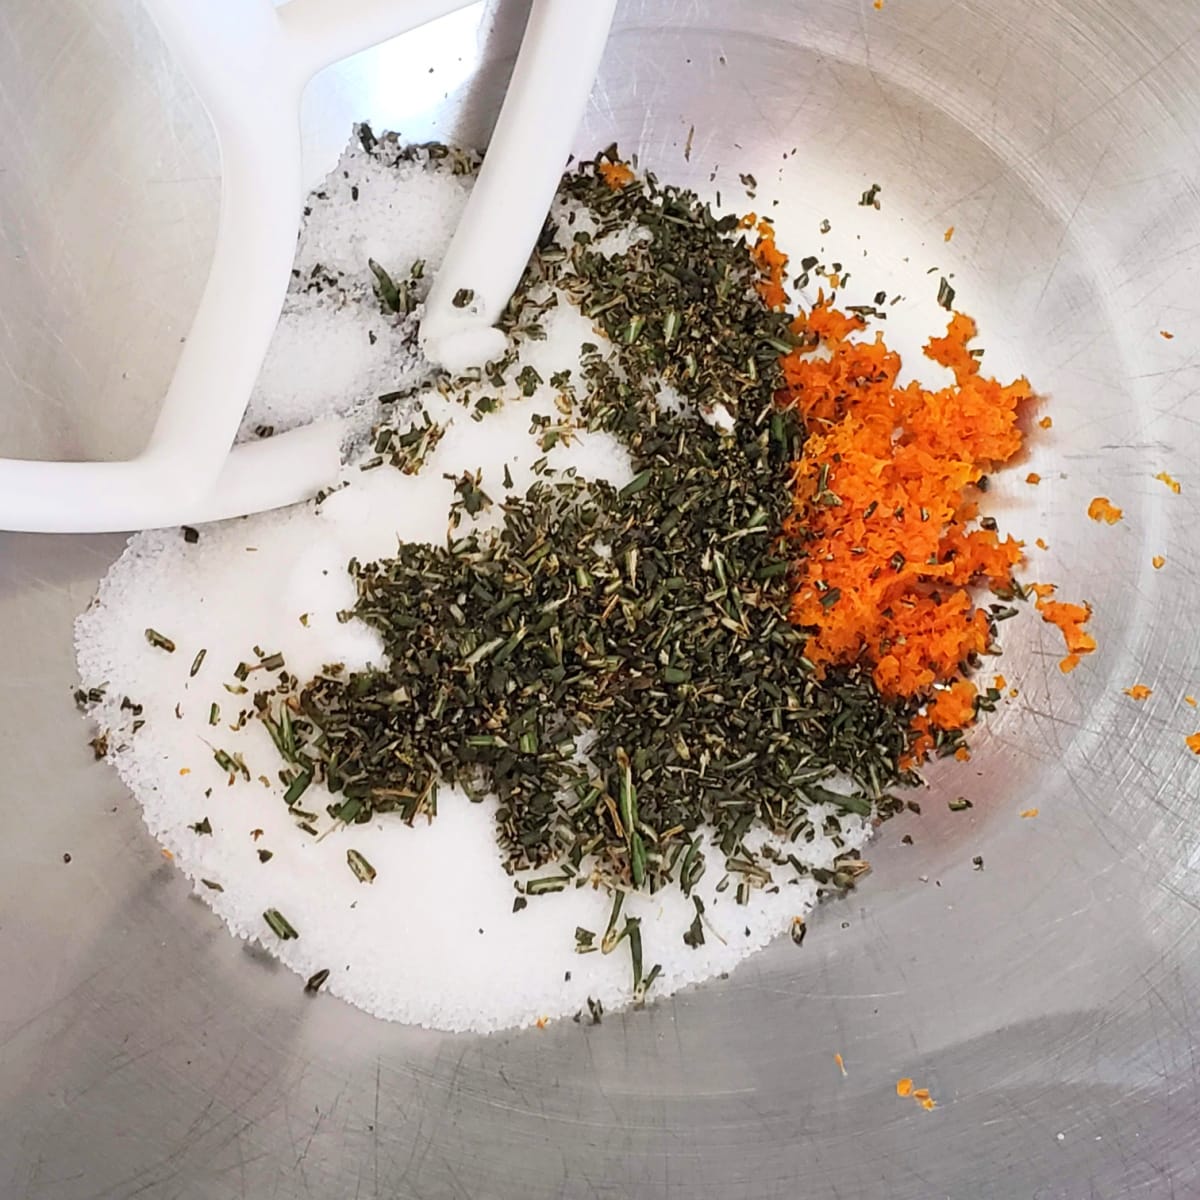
[305,968,330,994]
[263,908,299,939]
[182,526,200,544]
[189,648,207,677]
[347,849,377,884]
[948,797,973,812]
[936,277,955,310]
[368,258,401,314]
[189,816,213,835]
[859,183,882,209]
[258,848,274,863]
[144,628,176,653]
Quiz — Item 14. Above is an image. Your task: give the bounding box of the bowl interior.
[3,1,1200,1196]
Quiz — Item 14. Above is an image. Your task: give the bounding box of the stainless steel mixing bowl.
[4,1,1200,1196]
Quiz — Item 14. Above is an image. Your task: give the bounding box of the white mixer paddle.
[0,0,617,533]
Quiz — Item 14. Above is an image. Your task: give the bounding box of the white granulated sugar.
[76,133,872,1034]
[242,139,472,438]
[242,290,423,437]
[294,140,474,284]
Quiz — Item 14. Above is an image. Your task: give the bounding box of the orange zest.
[1087,496,1123,524]
[1038,416,1053,429]
[1155,471,1181,494]
[896,1077,937,1110]
[1152,555,1166,569]
[1026,472,1041,485]
[778,301,1032,758]
[1124,684,1152,701]
[1020,808,1039,818]
[1028,582,1096,674]
[598,160,635,191]
[744,216,790,310]
[1188,733,1200,755]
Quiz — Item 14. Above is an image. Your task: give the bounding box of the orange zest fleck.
[835,1053,848,1076]
[873,0,884,9]
[954,746,971,762]
[1087,496,1123,524]
[1038,416,1053,429]
[944,226,954,242]
[1035,537,1049,550]
[161,847,174,860]
[1188,733,1200,755]
[1161,330,1175,339]
[1124,684,1152,701]
[535,1015,549,1029]
[179,767,191,776]
[1026,472,1041,485]
[1028,582,1096,673]
[747,218,790,310]
[1152,555,1166,569]
[598,160,635,191]
[1186,695,1197,707]
[896,1078,937,1110]
[779,304,1032,759]
[994,674,1008,691]
[1155,471,1181,494]
[1020,808,1039,818]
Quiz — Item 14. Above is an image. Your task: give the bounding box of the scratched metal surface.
[3,0,1200,1196]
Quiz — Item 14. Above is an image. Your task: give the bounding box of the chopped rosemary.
[346,849,377,884]
[263,908,298,939]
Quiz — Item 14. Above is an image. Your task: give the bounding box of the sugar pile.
[76,135,872,1033]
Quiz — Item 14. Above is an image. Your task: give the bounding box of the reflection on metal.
[3,0,1200,1195]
